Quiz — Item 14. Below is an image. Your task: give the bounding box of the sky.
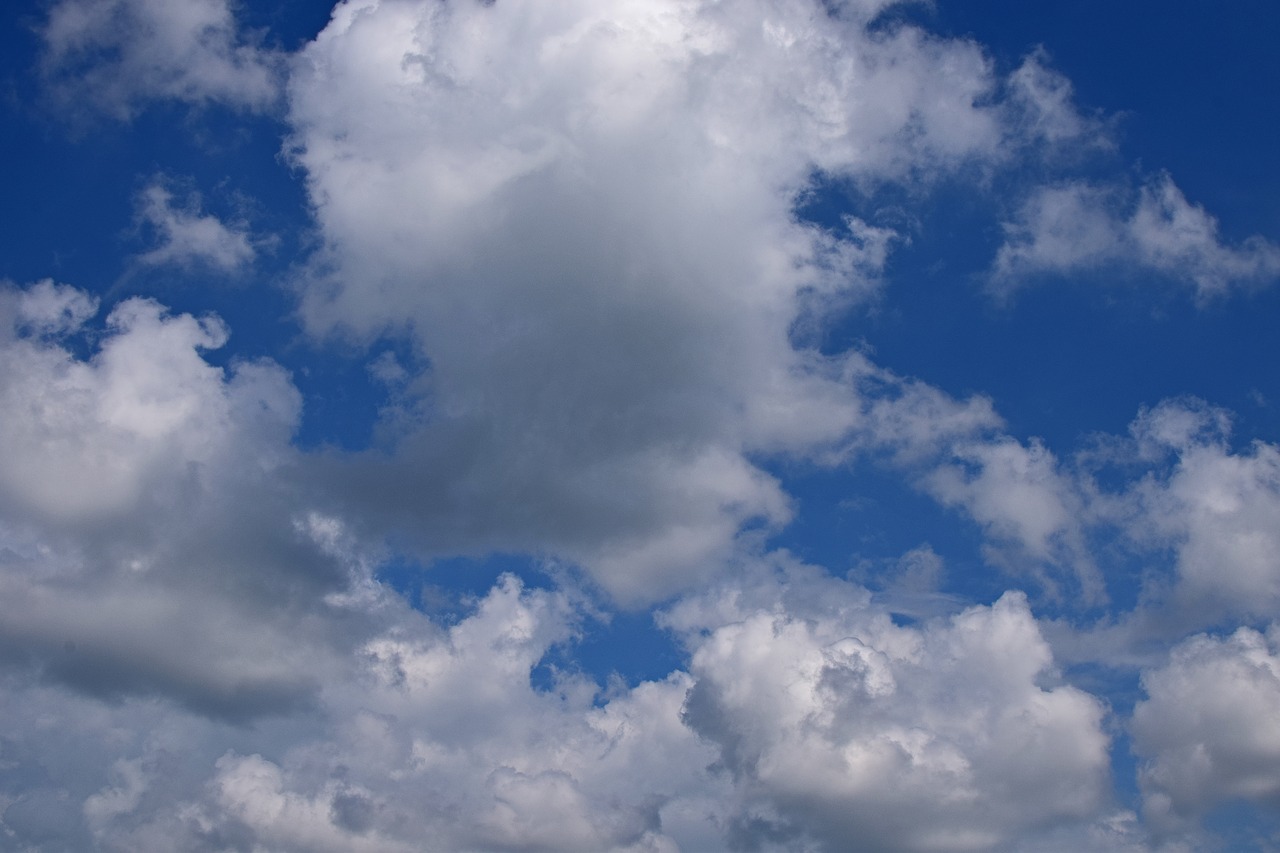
[0,1,1279,850]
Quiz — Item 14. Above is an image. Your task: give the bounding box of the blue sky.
[1,1,1279,850]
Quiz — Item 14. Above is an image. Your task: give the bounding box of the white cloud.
[992,174,1280,299]
[0,283,292,523]
[282,0,1103,602]
[65,574,718,852]
[1122,399,1280,627]
[667,561,1113,852]
[134,181,258,272]
[40,0,282,119]
[1133,625,1280,837]
[924,436,1103,602]
[12,2,1280,849]
[14,558,1119,853]
[0,281,363,723]
[1003,48,1110,151]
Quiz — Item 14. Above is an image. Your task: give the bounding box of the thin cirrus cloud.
[1,0,1279,850]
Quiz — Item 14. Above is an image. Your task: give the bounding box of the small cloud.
[1004,48,1112,151]
[990,174,1280,301]
[134,180,257,272]
[39,0,283,121]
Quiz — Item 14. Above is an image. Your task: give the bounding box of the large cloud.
[12,558,1117,852]
[284,0,1106,603]
[11,0,1280,848]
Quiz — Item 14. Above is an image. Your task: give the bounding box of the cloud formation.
[282,0,1120,603]
[6,0,1280,849]
[133,180,258,272]
[992,174,1280,299]
[1133,625,1280,838]
[40,0,282,118]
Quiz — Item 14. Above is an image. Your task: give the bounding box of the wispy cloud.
[39,0,282,119]
[133,180,258,272]
[991,174,1280,299]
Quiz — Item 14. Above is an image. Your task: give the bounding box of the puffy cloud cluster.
[1078,399,1280,633]
[11,0,1280,848]
[18,557,1117,852]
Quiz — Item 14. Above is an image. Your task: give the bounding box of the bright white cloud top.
[1,0,1278,849]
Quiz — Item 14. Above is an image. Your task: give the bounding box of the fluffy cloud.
[6,556,1118,853]
[1133,625,1280,838]
[282,0,1115,603]
[40,0,282,118]
[0,280,292,524]
[62,575,719,852]
[1112,399,1280,629]
[0,281,363,720]
[11,0,1280,848]
[133,181,258,272]
[991,174,1280,299]
[668,562,1113,852]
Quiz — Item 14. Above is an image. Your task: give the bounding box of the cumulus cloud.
[282,0,1116,603]
[1133,625,1280,837]
[924,436,1102,602]
[0,281,364,720]
[667,561,1113,852]
[48,575,718,852]
[1119,399,1280,628]
[40,0,282,119]
[1,553,1121,852]
[11,0,1280,848]
[0,281,290,524]
[991,174,1280,299]
[133,181,258,272]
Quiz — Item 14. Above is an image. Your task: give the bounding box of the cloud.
[1121,399,1280,628]
[10,1,1280,848]
[1133,624,1280,838]
[1002,48,1110,152]
[991,174,1280,299]
[133,181,258,272]
[65,575,719,852]
[7,555,1119,853]
[282,0,1110,603]
[39,0,282,119]
[667,561,1113,852]
[923,435,1102,602]
[0,282,291,524]
[0,281,363,720]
